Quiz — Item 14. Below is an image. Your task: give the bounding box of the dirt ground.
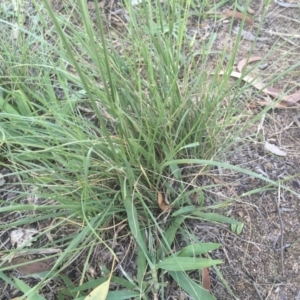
[1,0,300,299]
[198,1,300,299]
[198,109,300,299]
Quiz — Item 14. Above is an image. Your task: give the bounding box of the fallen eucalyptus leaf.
[218,71,298,107]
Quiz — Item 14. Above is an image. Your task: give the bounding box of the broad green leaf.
[59,274,82,297]
[168,161,181,180]
[164,217,185,247]
[157,216,184,259]
[111,276,136,291]
[157,257,222,271]
[85,277,110,300]
[172,206,195,217]
[180,142,199,150]
[169,271,215,300]
[106,291,140,300]
[176,243,221,257]
[231,223,244,235]
[14,90,32,116]
[102,265,137,291]
[191,212,241,225]
[62,277,107,294]
[0,95,19,115]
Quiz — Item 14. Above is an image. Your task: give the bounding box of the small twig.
[275,0,300,8]
[252,281,264,300]
[243,268,265,300]
[273,187,285,277]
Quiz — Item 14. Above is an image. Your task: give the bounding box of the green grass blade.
[137,245,147,288]
[191,212,242,225]
[169,271,216,300]
[161,159,297,195]
[122,185,153,268]
[156,257,222,272]
[176,243,221,257]
[13,277,46,300]
[157,216,185,259]
[106,291,140,300]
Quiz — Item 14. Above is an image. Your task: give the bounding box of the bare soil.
[201,109,300,299]
[198,1,300,299]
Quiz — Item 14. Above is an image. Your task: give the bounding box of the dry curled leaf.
[202,268,211,291]
[224,10,254,26]
[237,55,300,103]
[157,191,170,211]
[237,56,262,73]
[265,142,287,157]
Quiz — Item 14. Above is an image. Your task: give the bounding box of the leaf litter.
[219,56,300,108]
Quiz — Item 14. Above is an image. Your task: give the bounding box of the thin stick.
[274,185,285,277]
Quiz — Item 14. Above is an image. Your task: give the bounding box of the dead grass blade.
[219,71,300,107]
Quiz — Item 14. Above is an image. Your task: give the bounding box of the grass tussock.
[0,0,295,298]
